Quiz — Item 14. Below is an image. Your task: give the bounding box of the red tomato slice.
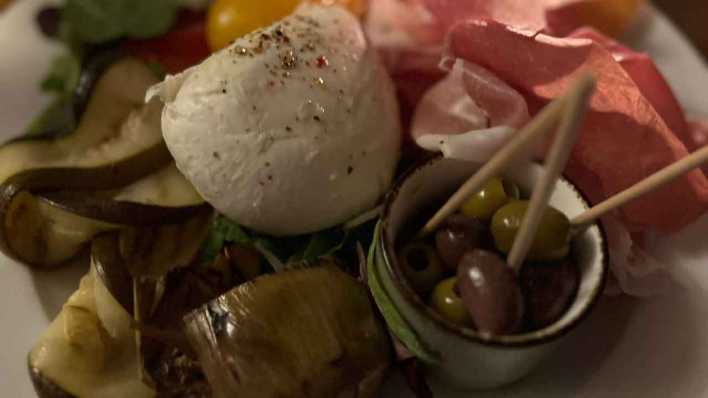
[123,10,211,75]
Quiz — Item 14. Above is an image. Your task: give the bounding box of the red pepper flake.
[315,55,329,68]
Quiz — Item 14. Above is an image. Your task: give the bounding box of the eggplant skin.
[41,192,210,227]
[28,360,76,398]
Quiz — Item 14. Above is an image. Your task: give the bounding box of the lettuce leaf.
[200,215,377,275]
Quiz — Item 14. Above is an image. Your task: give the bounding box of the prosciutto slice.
[411,59,529,161]
[446,19,708,233]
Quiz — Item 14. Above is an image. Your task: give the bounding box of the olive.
[399,242,446,294]
[430,277,473,326]
[491,201,570,261]
[434,215,484,271]
[461,177,520,220]
[521,261,580,329]
[457,250,524,335]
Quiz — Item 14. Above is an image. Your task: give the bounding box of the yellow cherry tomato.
[207,0,366,52]
[207,0,298,51]
[574,0,645,37]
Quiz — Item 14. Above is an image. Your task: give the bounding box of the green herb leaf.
[40,53,81,94]
[26,53,82,138]
[64,0,126,43]
[367,222,440,364]
[301,229,347,263]
[123,0,179,39]
[201,215,253,263]
[64,0,178,44]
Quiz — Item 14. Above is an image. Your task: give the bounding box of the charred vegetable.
[28,269,155,398]
[185,265,391,398]
[0,58,206,268]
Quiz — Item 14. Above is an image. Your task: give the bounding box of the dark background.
[655,0,708,59]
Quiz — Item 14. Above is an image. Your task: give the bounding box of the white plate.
[1,1,708,397]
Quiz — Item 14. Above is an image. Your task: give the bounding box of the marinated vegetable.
[184,265,391,398]
[397,181,579,336]
[434,215,484,270]
[430,277,472,326]
[491,201,571,261]
[520,261,580,329]
[399,242,445,294]
[461,177,519,221]
[28,269,155,398]
[0,58,207,268]
[457,250,524,335]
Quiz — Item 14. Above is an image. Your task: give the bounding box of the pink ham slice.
[411,59,530,160]
[446,19,708,233]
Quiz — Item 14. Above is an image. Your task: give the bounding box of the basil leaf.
[63,0,178,44]
[367,223,440,364]
[301,229,347,263]
[64,0,125,43]
[123,0,178,39]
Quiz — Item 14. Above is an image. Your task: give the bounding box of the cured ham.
[446,20,708,233]
[411,59,529,161]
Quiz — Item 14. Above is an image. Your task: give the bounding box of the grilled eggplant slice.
[0,57,207,268]
[0,58,165,183]
[184,266,392,398]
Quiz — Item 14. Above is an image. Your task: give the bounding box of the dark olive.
[36,7,61,39]
[399,242,446,294]
[430,277,473,326]
[434,215,484,271]
[502,179,521,200]
[491,201,570,261]
[457,250,524,335]
[521,261,580,329]
[461,177,518,221]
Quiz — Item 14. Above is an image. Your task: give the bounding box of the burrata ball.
[147,4,401,236]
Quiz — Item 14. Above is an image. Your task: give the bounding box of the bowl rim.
[378,154,609,348]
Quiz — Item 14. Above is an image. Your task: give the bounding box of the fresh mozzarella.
[149,4,401,235]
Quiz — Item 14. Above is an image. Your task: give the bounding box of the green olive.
[461,177,520,220]
[399,242,446,294]
[491,201,570,261]
[430,277,472,326]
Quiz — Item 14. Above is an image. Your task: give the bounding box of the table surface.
[655,0,708,59]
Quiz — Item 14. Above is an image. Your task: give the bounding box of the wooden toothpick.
[418,74,596,241]
[572,145,708,230]
[507,74,596,272]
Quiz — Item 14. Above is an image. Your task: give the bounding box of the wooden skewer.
[507,74,596,272]
[572,145,708,230]
[418,79,587,238]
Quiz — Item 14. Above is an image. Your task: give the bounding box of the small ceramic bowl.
[370,156,608,390]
